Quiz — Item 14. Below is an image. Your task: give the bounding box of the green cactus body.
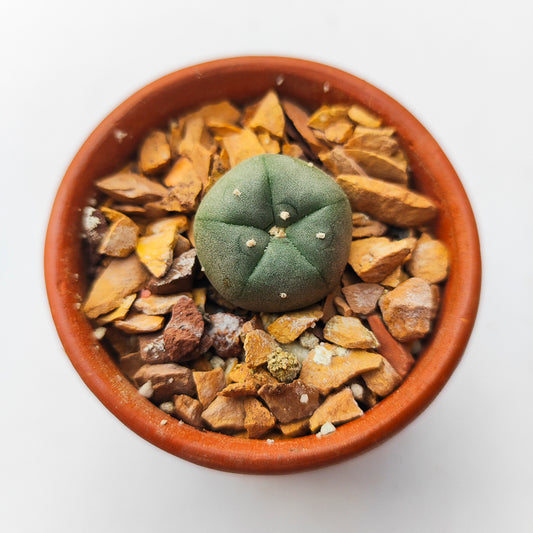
[194,154,352,312]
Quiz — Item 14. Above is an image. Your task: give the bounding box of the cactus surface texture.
[194,154,352,312]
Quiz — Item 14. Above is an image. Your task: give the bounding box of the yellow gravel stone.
[139,130,171,175]
[245,90,285,138]
[406,233,449,283]
[136,216,187,277]
[344,148,408,185]
[299,348,382,395]
[83,255,150,319]
[323,315,379,349]
[267,305,323,344]
[244,330,279,368]
[113,313,164,334]
[96,293,136,325]
[347,104,383,128]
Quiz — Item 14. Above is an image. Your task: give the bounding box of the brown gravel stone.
[342,283,384,315]
[118,351,144,381]
[201,396,246,433]
[281,99,326,155]
[258,380,319,424]
[134,363,196,403]
[193,367,226,408]
[323,315,379,349]
[139,332,170,363]
[406,233,449,283]
[362,356,403,397]
[299,347,382,395]
[147,249,198,295]
[173,394,203,427]
[244,397,276,438]
[319,146,366,176]
[309,388,364,433]
[348,237,416,283]
[207,313,243,359]
[379,277,439,342]
[338,174,437,228]
[333,295,355,317]
[163,295,204,361]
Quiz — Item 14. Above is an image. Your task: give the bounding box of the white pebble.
[317,421,336,437]
[323,81,330,93]
[300,394,309,404]
[113,128,128,142]
[209,355,226,369]
[159,402,175,414]
[93,327,106,340]
[313,344,332,366]
[350,383,365,402]
[316,232,326,239]
[233,188,241,197]
[138,380,154,399]
[246,239,257,247]
[279,210,290,220]
[307,162,314,167]
[266,438,275,445]
[279,292,287,299]
[160,419,168,426]
[276,75,285,86]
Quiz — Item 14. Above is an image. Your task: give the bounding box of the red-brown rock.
[163,295,204,361]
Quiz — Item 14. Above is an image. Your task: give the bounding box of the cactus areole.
[194,154,352,312]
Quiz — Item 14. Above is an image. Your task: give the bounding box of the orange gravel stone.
[309,388,363,433]
[348,237,416,283]
[193,367,226,408]
[244,397,276,438]
[338,174,437,227]
[379,277,439,342]
[201,396,246,433]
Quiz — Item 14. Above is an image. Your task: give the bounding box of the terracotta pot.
[44,56,481,474]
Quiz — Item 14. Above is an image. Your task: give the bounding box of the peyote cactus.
[194,154,352,312]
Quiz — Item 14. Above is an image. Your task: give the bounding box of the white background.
[1,1,532,532]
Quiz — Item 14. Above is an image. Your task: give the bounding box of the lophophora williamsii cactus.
[194,154,352,312]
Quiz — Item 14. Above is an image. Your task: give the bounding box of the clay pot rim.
[44,56,481,474]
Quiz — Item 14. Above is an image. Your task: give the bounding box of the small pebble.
[316,232,326,239]
[246,239,257,247]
